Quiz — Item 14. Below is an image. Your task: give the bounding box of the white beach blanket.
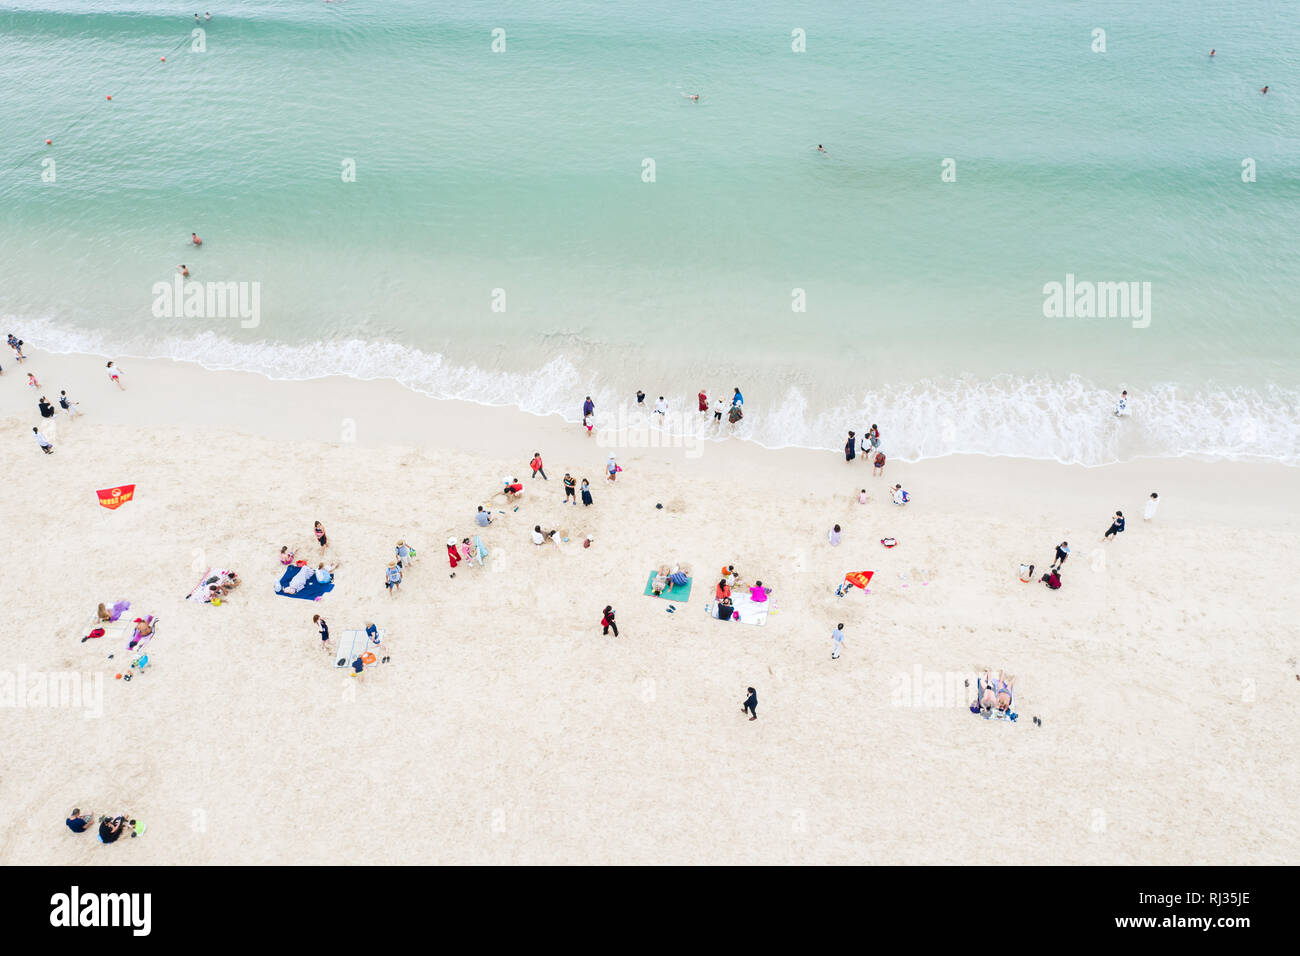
[705,594,770,626]
[334,630,368,668]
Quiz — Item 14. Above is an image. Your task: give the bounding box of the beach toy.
[361,652,376,665]
[656,503,663,509]
[115,673,123,679]
[880,537,897,548]
[313,596,323,601]
[211,597,221,606]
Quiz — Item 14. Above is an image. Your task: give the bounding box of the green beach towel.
[644,570,692,603]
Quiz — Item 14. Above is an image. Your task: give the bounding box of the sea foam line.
[11,316,1299,467]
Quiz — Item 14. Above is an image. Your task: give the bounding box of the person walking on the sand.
[830,623,846,660]
[601,605,618,637]
[741,686,757,720]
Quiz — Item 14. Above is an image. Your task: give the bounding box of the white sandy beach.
[1,348,1297,865]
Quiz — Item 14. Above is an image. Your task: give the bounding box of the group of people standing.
[844,425,885,474]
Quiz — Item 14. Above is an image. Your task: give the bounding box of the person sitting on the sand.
[284,563,314,594]
[715,578,731,601]
[279,545,296,565]
[98,815,128,844]
[1040,569,1061,590]
[314,562,337,585]
[892,484,909,506]
[1018,563,1035,583]
[503,481,525,503]
[66,808,94,833]
[748,580,770,603]
[715,597,735,620]
[97,603,113,623]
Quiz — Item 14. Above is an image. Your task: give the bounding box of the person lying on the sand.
[284,564,314,594]
[668,563,691,587]
[994,673,1015,712]
[652,565,672,595]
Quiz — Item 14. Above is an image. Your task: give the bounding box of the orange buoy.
[106,94,112,100]
[45,138,51,145]
[160,56,166,62]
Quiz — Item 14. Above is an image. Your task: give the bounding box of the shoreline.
[2,346,1298,864]
[12,324,1299,468]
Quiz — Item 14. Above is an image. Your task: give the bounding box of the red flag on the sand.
[842,571,874,590]
[96,485,136,510]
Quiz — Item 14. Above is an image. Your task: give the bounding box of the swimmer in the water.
[178,264,189,277]
[191,232,202,246]
[1209,49,1215,56]
[817,144,827,153]
[681,93,700,102]
[1260,85,1269,94]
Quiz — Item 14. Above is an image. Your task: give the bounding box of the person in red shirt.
[698,389,708,413]
[529,452,547,480]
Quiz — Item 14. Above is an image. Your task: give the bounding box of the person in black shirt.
[1103,510,1126,540]
[66,808,92,833]
[742,687,757,720]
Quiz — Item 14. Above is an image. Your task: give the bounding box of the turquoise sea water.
[2,0,1299,463]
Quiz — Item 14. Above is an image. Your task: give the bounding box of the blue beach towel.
[275,565,335,601]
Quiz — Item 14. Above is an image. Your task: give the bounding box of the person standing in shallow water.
[742,687,757,720]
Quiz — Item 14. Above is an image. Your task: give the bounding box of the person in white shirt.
[32,427,54,454]
[831,624,846,660]
[712,397,725,422]
[653,396,667,417]
[1143,492,1159,521]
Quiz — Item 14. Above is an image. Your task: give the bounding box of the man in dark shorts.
[1104,511,1126,540]
[1051,541,1069,571]
[563,473,577,504]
